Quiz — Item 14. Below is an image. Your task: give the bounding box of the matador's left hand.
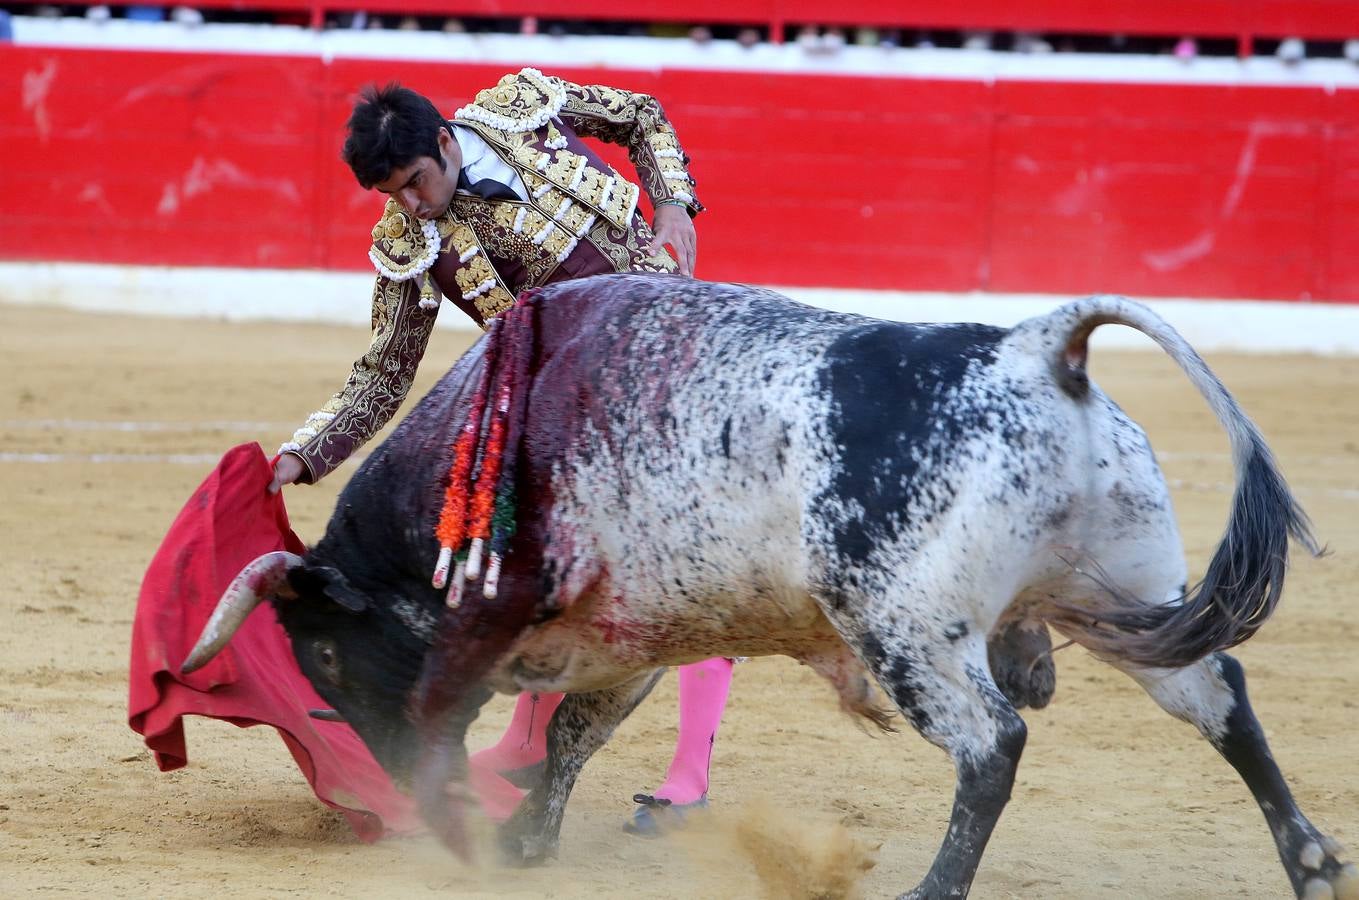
[648,203,697,276]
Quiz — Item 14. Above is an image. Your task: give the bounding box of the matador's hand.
[648,203,697,276]
[268,452,305,494]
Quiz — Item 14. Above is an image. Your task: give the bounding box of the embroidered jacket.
[281,68,701,484]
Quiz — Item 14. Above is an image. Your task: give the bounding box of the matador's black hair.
[342,83,453,190]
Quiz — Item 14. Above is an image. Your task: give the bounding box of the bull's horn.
[180,551,303,674]
[309,709,346,722]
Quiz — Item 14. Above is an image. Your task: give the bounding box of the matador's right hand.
[268,452,305,494]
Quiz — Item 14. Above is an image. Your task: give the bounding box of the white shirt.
[451,123,529,201]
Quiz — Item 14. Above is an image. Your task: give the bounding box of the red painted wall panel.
[2,46,1358,300]
[986,79,1340,300]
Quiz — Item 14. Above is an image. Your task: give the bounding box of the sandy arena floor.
[0,302,1355,898]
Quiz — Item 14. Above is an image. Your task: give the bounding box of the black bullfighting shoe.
[622,793,709,837]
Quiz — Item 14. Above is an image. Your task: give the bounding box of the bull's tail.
[1022,295,1322,670]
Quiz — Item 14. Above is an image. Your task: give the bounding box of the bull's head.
[181,551,430,786]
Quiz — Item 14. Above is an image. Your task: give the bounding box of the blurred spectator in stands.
[1277,37,1305,64]
[443,17,465,34]
[519,15,536,35]
[32,5,61,18]
[1173,37,1197,62]
[85,4,111,22]
[796,25,847,55]
[170,5,203,26]
[1345,39,1359,64]
[915,30,935,50]
[0,9,11,40]
[736,26,760,48]
[878,29,902,49]
[126,6,167,22]
[852,26,877,47]
[688,25,712,46]
[963,30,993,51]
[1014,32,1054,54]
[397,15,419,31]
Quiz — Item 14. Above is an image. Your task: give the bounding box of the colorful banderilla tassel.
[485,301,533,600]
[465,380,510,580]
[429,295,535,605]
[432,322,500,595]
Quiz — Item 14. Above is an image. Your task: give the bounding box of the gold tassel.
[419,271,438,310]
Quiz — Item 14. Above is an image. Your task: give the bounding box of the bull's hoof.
[988,621,1056,710]
[622,793,708,838]
[1292,837,1358,900]
[496,826,558,867]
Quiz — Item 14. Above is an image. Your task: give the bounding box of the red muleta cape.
[127,443,520,841]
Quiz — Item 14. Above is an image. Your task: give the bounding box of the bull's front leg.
[412,574,541,859]
[499,668,666,865]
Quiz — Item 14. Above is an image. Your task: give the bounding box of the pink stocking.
[652,657,733,805]
[469,691,564,774]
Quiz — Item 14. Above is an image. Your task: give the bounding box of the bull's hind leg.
[852,626,1026,900]
[1117,653,1357,898]
[497,669,665,864]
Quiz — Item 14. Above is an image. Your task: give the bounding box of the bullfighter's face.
[375,127,462,222]
[274,564,429,785]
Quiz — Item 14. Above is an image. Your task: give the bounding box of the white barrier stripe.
[7,261,1359,352]
[0,419,291,433]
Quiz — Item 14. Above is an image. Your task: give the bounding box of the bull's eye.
[313,639,341,685]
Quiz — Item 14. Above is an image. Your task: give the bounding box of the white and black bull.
[184,274,1355,899]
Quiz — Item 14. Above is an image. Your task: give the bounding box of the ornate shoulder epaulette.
[369,199,442,309]
[454,67,568,134]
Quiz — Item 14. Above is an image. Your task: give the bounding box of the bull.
[183,274,1355,899]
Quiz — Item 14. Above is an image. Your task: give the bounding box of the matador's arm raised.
[555,80,703,218]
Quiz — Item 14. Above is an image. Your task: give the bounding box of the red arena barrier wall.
[3,45,1357,301]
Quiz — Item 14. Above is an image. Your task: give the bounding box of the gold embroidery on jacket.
[585,217,677,274]
[647,129,680,155]
[562,83,641,126]
[474,287,516,321]
[289,276,437,479]
[542,149,586,186]
[574,167,615,208]
[455,68,568,134]
[557,82,701,212]
[600,178,641,230]
[369,201,432,278]
[455,254,497,299]
[452,196,556,293]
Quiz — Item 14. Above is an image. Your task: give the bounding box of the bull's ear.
[287,564,369,612]
[314,566,369,612]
